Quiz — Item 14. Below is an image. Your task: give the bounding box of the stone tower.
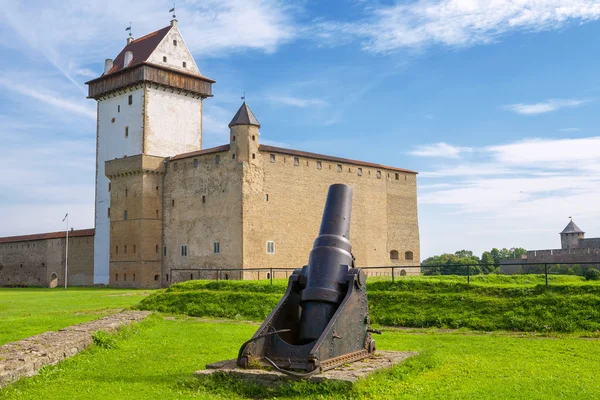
[86,20,214,284]
[560,219,585,249]
[229,102,261,163]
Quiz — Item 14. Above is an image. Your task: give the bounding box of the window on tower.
[182,61,187,68]
[163,56,167,62]
[173,39,178,46]
[128,95,133,105]
[118,105,120,113]
[124,126,129,138]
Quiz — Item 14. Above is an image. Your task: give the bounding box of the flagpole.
[62,213,69,289]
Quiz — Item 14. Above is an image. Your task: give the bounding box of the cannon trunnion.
[237,184,376,375]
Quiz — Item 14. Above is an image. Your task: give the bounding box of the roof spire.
[561,219,584,234]
[229,101,260,128]
[125,22,134,44]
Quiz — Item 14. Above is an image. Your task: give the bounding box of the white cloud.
[0,80,95,120]
[267,95,328,108]
[354,0,600,52]
[559,127,581,133]
[503,99,587,115]
[410,142,473,158]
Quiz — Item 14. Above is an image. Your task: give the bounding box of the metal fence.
[169,261,600,287]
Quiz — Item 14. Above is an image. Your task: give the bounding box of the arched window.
[400,269,407,276]
[405,251,414,261]
[390,250,399,260]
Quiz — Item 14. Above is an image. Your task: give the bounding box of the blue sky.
[1,0,600,258]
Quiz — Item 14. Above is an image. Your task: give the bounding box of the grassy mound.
[136,276,600,332]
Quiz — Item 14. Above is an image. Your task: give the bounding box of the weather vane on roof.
[125,22,132,38]
[241,92,246,101]
[169,3,176,19]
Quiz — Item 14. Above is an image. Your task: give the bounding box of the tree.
[480,251,495,273]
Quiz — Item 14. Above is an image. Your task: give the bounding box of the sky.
[1,0,600,259]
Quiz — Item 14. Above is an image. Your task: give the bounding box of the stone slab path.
[196,350,417,386]
[0,311,150,388]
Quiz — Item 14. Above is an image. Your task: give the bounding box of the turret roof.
[228,102,260,128]
[561,220,584,234]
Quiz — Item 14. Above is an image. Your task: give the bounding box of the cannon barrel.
[297,184,354,344]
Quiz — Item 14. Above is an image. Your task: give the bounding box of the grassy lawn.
[138,276,600,332]
[1,315,599,399]
[0,287,153,345]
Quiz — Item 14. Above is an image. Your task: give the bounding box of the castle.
[0,21,420,288]
[500,219,600,273]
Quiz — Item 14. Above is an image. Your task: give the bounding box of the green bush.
[584,269,600,281]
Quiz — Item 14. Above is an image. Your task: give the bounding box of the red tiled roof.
[0,229,95,244]
[171,144,230,161]
[106,26,171,75]
[259,145,418,174]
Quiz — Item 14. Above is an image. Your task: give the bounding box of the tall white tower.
[86,20,214,284]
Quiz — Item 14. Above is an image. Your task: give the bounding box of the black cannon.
[237,184,377,376]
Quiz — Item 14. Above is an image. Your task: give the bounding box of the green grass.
[0,287,153,345]
[2,315,600,399]
[137,276,600,333]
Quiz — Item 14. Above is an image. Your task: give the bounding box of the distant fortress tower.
[85,19,214,284]
[560,219,585,250]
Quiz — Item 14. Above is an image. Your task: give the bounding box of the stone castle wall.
[0,233,94,287]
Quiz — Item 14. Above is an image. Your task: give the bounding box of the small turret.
[560,219,585,249]
[229,102,260,163]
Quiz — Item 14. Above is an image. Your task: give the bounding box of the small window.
[252,153,256,159]
[116,246,119,254]
[124,245,128,254]
[181,245,188,257]
[232,153,236,160]
[202,195,206,203]
[107,208,111,218]
[390,250,399,260]
[155,245,159,253]
[156,186,159,191]
[154,274,159,281]
[124,210,128,220]
[115,274,118,281]
[172,199,175,207]
[124,274,127,282]
[270,154,276,163]
[163,56,167,62]
[118,105,120,113]
[395,173,399,180]
[266,194,269,201]
[111,117,115,123]
[182,61,186,68]
[215,154,221,164]
[190,274,193,280]
[252,135,255,141]
[173,162,178,171]
[193,158,198,168]
[213,241,220,254]
[337,164,342,172]
[163,246,167,256]
[108,182,111,191]
[405,251,414,261]
[155,209,159,218]
[317,161,322,169]
[133,274,136,282]
[128,95,133,105]
[377,170,382,179]
[125,189,128,197]
[266,241,275,254]
[166,274,169,281]
[294,157,299,166]
[173,40,177,46]
[232,135,236,141]
[133,245,136,253]
[124,126,129,138]
[358,168,363,176]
